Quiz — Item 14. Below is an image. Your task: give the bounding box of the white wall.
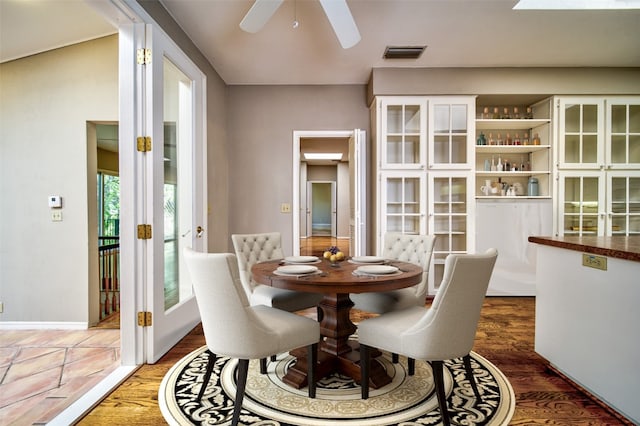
[0,36,118,324]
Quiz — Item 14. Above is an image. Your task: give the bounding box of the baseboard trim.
[0,321,88,330]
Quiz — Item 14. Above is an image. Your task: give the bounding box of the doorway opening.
[293,130,366,258]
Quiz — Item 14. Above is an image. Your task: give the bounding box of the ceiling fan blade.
[318,0,361,49]
[240,0,284,33]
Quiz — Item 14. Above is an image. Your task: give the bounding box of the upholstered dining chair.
[183,248,320,426]
[358,248,498,426]
[232,232,323,312]
[351,232,436,313]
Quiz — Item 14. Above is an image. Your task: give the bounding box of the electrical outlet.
[280,203,291,213]
[51,211,63,221]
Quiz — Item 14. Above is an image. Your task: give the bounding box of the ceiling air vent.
[383,46,426,60]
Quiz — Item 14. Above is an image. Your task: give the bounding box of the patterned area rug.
[159,346,515,425]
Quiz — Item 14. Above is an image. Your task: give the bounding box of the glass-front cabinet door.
[558,171,605,236]
[557,98,605,169]
[378,171,426,250]
[379,97,427,169]
[607,171,640,236]
[428,172,472,293]
[607,98,640,169]
[429,98,474,169]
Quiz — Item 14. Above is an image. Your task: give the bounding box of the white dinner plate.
[356,265,399,275]
[284,256,319,264]
[276,265,318,275]
[350,256,385,264]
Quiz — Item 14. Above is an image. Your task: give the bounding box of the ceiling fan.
[239,0,361,49]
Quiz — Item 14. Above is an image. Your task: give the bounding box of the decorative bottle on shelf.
[513,107,520,119]
[483,107,490,119]
[505,158,511,171]
[477,132,486,145]
[506,133,513,145]
[514,133,521,145]
[488,132,495,145]
[497,132,504,145]
[525,107,533,119]
[491,156,497,171]
[522,132,530,145]
[492,107,501,119]
[484,158,491,171]
[520,156,526,171]
[502,107,511,119]
[533,133,541,145]
[496,156,503,172]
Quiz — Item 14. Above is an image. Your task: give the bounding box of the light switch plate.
[51,211,63,222]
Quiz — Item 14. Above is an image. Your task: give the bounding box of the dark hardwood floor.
[78,296,632,425]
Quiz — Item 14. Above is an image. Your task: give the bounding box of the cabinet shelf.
[475,145,550,154]
[476,171,549,177]
[476,195,551,199]
[476,119,549,130]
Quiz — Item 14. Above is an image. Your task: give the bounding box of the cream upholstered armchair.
[351,232,436,313]
[183,248,320,426]
[358,248,498,426]
[232,232,322,312]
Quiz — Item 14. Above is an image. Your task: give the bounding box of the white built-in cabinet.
[372,96,474,295]
[555,96,640,236]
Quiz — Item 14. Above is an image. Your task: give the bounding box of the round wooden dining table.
[251,258,422,390]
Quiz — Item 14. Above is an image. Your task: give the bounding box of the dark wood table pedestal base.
[282,293,391,390]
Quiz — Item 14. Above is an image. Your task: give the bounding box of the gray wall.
[226,85,370,254]
[0,36,118,324]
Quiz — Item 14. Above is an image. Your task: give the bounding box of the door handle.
[196,226,205,238]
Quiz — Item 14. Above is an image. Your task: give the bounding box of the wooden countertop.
[528,236,640,263]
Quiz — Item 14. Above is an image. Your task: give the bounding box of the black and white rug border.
[159,346,515,426]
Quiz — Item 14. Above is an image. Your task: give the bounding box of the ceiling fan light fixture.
[384,46,427,60]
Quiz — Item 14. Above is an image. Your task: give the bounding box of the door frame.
[293,130,366,255]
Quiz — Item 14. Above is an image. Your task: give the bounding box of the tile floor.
[0,328,120,426]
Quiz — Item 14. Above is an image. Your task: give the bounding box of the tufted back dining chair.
[232,232,323,312]
[358,248,498,426]
[351,232,436,314]
[183,248,320,426]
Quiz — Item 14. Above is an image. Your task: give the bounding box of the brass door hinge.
[136,48,151,65]
[136,136,151,152]
[137,311,152,327]
[137,224,152,239]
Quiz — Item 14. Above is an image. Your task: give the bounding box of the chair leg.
[463,354,481,400]
[198,350,217,400]
[232,359,250,426]
[260,358,267,374]
[431,360,450,426]
[408,357,415,376]
[392,353,399,363]
[360,344,370,399]
[308,343,318,398]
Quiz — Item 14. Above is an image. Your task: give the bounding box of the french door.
[142,26,207,363]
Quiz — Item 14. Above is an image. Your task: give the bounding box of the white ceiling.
[1,0,639,85]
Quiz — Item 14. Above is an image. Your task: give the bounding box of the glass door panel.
[380,172,426,251]
[382,100,425,168]
[559,173,604,236]
[608,174,640,235]
[145,28,206,363]
[607,99,640,167]
[429,99,473,169]
[558,98,604,168]
[429,174,470,294]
